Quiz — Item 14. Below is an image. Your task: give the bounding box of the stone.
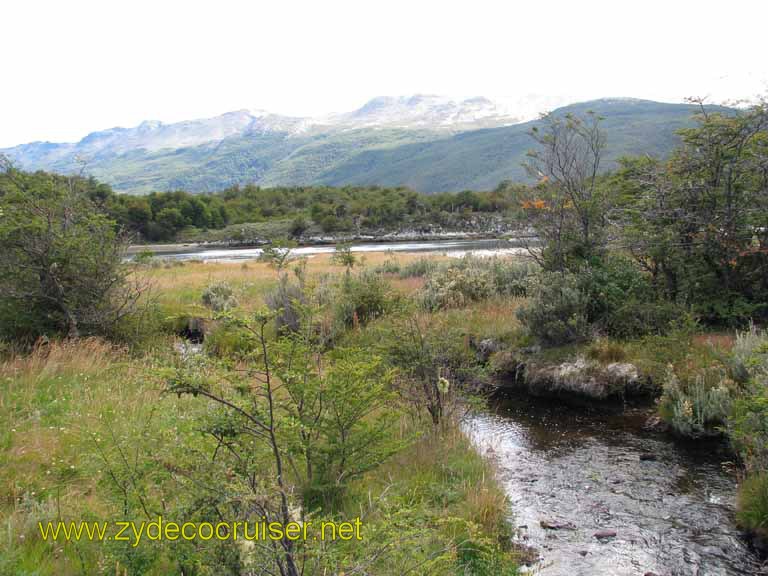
[540,519,576,530]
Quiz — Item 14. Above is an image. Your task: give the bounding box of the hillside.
[2,98,723,194]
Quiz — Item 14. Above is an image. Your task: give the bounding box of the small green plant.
[737,473,768,540]
[331,243,357,269]
[290,215,309,237]
[201,281,238,312]
[374,256,401,275]
[264,274,306,334]
[659,365,734,437]
[333,271,393,330]
[398,258,439,278]
[132,249,156,265]
[258,238,297,272]
[604,300,689,339]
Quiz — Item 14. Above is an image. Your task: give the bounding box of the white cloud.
[2,0,766,147]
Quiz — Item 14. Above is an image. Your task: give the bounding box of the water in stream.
[465,394,764,576]
[137,238,527,262]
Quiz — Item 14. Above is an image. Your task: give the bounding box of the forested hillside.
[3,99,728,194]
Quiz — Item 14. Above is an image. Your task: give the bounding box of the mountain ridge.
[1,97,721,194]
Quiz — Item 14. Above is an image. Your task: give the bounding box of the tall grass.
[737,474,768,539]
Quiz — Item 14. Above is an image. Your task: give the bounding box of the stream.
[465,394,764,576]
[135,238,527,261]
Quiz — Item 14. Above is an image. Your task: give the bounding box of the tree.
[331,242,356,270]
[166,308,401,574]
[289,215,309,238]
[0,161,145,340]
[258,238,297,274]
[523,111,609,269]
[615,98,768,322]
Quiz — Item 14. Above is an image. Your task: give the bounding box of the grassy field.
[140,252,443,314]
[7,247,763,574]
[0,252,522,576]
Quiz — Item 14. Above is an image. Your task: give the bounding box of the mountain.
[316,94,566,131]
[1,97,718,194]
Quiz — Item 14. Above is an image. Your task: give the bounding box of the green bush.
[731,324,768,386]
[737,473,768,540]
[422,267,493,311]
[201,281,238,312]
[334,271,393,330]
[204,324,254,358]
[730,391,768,473]
[132,249,156,265]
[586,339,627,363]
[0,169,144,341]
[374,256,402,275]
[603,299,688,339]
[264,275,305,334]
[659,366,735,437]
[397,258,439,278]
[485,258,537,297]
[516,271,590,346]
[576,255,653,323]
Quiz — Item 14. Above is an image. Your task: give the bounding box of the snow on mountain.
[316,94,557,131]
[1,94,566,167]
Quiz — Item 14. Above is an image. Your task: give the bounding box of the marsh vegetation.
[2,98,768,574]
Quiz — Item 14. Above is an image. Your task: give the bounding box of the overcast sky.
[2,0,766,148]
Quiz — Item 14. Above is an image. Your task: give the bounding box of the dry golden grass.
[137,252,452,313]
[0,338,123,382]
[388,275,427,294]
[427,295,525,342]
[692,332,736,351]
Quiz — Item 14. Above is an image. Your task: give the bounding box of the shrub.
[0,168,146,341]
[334,271,393,330]
[485,258,537,297]
[384,314,486,424]
[201,281,238,312]
[737,473,768,540]
[264,275,305,334]
[731,324,768,386]
[132,249,156,265]
[576,255,653,323]
[398,258,439,278]
[728,326,768,471]
[374,257,401,275]
[516,271,590,346]
[289,216,309,237]
[586,339,627,363]
[603,299,688,339]
[331,243,357,268]
[730,391,768,473]
[422,268,493,311]
[659,366,735,437]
